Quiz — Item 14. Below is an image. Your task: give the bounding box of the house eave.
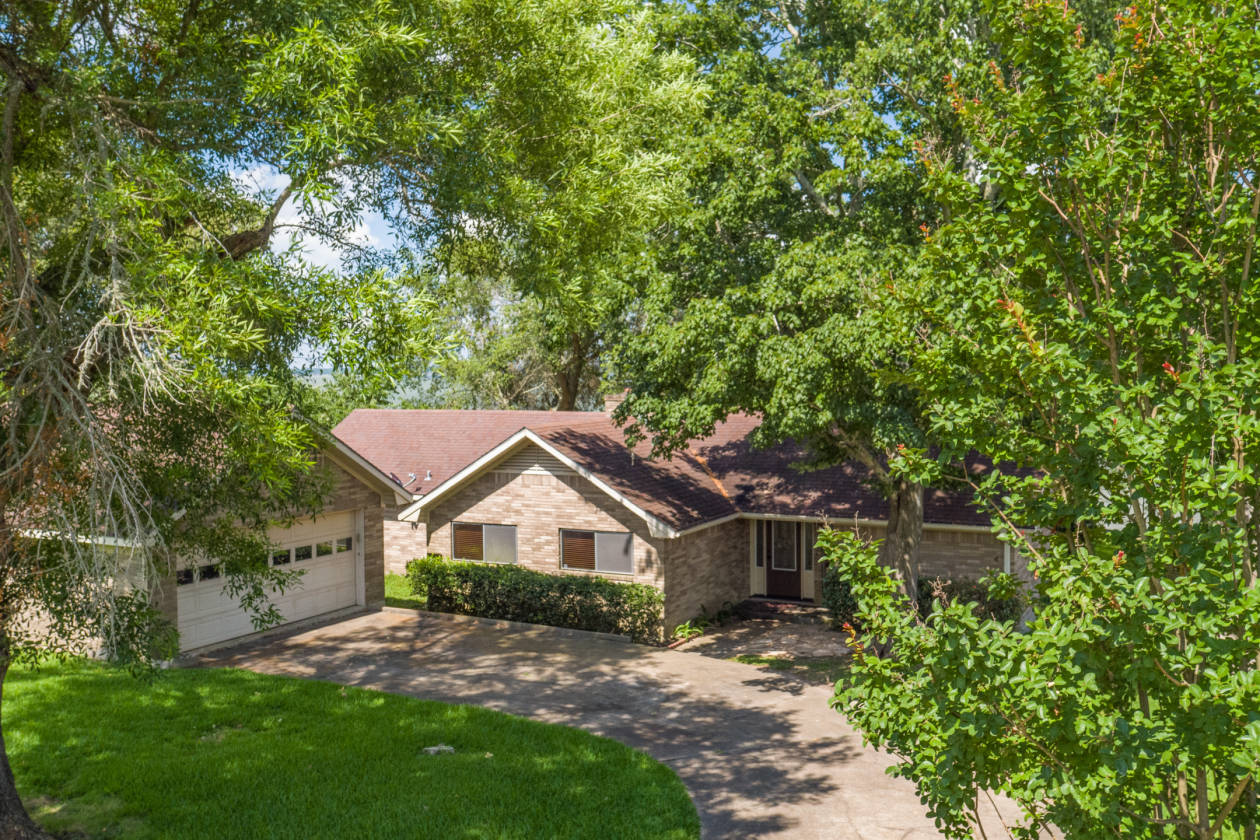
[397,429,681,539]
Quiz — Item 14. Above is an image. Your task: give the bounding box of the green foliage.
[2,0,699,658]
[406,555,664,643]
[616,0,962,463]
[830,2,1260,837]
[914,576,1025,626]
[610,0,1065,597]
[820,560,863,631]
[821,559,1022,631]
[1,2,699,825]
[383,572,424,610]
[671,620,705,642]
[671,601,738,641]
[10,660,699,839]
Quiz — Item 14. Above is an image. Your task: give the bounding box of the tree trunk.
[555,332,587,411]
[879,478,924,605]
[0,657,50,840]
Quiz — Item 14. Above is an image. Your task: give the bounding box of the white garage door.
[177,510,361,651]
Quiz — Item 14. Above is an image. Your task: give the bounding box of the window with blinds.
[453,522,483,561]
[561,529,633,575]
[452,522,516,564]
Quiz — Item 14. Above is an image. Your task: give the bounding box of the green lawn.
[10,661,698,840]
[385,571,425,609]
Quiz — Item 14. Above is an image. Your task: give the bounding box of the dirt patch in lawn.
[25,794,145,839]
[673,617,852,687]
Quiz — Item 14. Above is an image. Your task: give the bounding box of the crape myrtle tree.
[825,1,1260,837]
[0,1,698,836]
[612,0,1011,600]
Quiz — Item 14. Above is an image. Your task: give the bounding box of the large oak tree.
[0,1,698,835]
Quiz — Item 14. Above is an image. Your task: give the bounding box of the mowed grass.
[9,661,699,840]
[385,571,425,609]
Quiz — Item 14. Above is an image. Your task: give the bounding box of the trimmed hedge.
[821,563,1025,629]
[406,555,664,643]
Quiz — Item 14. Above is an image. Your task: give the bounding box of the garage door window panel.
[336,536,352,553]
[294,545,313,563]
[316,541,334,557]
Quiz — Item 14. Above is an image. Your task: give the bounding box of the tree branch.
[218,181,296,260]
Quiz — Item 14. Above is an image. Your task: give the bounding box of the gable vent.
[491,444,574,477]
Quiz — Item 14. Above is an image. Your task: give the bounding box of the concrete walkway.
[196,610,1003,839]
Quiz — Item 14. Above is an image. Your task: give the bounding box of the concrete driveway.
[196,609,1005,839]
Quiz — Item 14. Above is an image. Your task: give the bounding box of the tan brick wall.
[919,528,1006,581]
[322,453,387,608]
[426,467,666,588]
[810,523,1011,600]
[383,507,428,575]
[661,518,749,631]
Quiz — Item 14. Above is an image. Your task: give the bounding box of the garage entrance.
[176,510,363,650]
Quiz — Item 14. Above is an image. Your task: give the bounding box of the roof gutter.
[674,512,999,538]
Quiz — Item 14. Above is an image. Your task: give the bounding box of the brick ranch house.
[334,405,1022,631]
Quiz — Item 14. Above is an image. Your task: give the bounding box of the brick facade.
[424,449,666,589]
[806,522,1018,600]
[402,441,1022,635]
[661,518,749,631]
[383,507,428,575]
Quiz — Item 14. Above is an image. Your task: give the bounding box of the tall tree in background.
[302,3,703,415]
[612,0,998,598]
[827,1,1260,836]
[0,1,698,835]
[411,270,626,411]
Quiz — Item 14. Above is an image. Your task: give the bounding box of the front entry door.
[765,521,801,599]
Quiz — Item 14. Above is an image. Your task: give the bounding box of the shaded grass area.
[10,661,699,840]
[729,654,852,687]
[385,571,425,609]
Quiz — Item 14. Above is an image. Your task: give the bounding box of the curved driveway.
[196,610,1007,839]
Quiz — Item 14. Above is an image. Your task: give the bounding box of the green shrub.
[821,561,862,630]
[915,575,1025,624]
[822,563,1025,629]
[405,554,664,643]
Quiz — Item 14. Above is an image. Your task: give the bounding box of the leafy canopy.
[827,2,1260,837]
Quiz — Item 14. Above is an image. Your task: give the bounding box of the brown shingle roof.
[332,409,600,496]
[333,409,994,531]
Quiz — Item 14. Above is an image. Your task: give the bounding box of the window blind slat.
[453,523,484,561]
[562,530,596,570]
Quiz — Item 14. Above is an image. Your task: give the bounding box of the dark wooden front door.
[765,521,801,599]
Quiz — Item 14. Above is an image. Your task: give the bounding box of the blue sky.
[233,165,397,271]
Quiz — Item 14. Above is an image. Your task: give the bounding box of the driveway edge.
[382,606,634,644]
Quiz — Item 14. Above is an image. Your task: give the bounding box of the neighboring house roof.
[335,409,996,535]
